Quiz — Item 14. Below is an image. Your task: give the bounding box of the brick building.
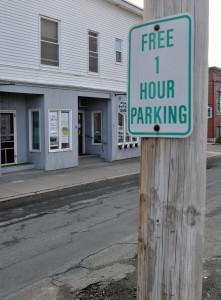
[208,67,221,142]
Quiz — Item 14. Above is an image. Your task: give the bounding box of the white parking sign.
[128,14,193,138]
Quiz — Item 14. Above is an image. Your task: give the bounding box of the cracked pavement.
[52,243,136,294]
[0,175,139,300]
[1,155,221,299]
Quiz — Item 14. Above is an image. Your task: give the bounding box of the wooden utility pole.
[137,1,209,299]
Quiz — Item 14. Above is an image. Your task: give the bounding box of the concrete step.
[1,163,35,174]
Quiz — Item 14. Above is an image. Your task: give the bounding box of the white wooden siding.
[0,0,142,92]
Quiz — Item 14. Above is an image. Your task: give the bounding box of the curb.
[0,172,139,208]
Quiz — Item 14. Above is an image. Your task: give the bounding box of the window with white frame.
[49,110,71,151]
[115,39,122,63]
[89,31,98,73]
[92,111,102,144]
[217,90,221,114]
[217,124,221,139]
[41,17,59,66]
[29,110,41,151]
[118,113,138,145]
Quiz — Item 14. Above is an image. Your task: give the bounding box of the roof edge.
[209,66,221,72]
[104,0,143,17]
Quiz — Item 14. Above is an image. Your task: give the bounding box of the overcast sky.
[128,0,220,68]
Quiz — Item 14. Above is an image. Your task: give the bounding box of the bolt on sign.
[128,14,193,137]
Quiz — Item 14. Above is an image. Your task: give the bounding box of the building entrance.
[1,112,16,165]
[78,112,85,155]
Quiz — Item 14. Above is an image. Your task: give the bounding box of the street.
[0,175,139,300]
[203,156,221,300]
[0,156,221,299]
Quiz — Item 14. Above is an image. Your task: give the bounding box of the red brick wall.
[208,67,221,141]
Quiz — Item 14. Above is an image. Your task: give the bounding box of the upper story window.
[41,17,59,66]
[89,31,98,73]
[115,39,122,63]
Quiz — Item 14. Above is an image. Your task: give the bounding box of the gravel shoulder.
[55,256,221,300]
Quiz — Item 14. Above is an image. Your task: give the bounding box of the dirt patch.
[76,271,136,300]
[74,258,221,300]
[75,257,137,300]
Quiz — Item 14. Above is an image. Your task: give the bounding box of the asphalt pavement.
[0,143,221,203]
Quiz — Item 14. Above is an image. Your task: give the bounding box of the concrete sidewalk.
[0,156,140,202]
[0,143,221,203]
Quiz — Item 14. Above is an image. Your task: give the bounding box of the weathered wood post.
[135,0,209,299]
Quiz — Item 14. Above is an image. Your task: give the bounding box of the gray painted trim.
[0,80,126,98]
[0,80,116,96]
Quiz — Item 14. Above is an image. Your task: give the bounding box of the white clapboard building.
[0,0,142,175]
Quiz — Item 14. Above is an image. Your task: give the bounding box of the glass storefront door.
[1,112,16,165]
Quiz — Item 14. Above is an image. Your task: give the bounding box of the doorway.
[78,111,85,155]
[1,111,17,165]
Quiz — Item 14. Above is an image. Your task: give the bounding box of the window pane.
[32,111,40,150]
[41,18,59,66]
[118,113,124,143]
[89,54,98,72]
[1,113,14,138]
[117,113,138,145]
[217,91,221,113]
[93,112,102,144]
[61,112,70,149]
[217,125,221,139]
[115,39,122,52]
[49,110,71,151]
[89,31,98,73]
[49,111,59,150]
[41,18,58,43]
[116,39,122,63]
[89,36,98,52]
[125,117,130,142]
[116,51,122,63]
[41,41,59,66]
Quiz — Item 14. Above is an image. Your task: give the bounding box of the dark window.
[89,31,98,73]
[41,18,59,66]
[217,91,221,113]
[115,39,122,63]
[30,110,40,150]
[92,111,102,144]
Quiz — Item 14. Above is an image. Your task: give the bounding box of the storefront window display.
[49,110,71,151]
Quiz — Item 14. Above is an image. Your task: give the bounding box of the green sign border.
[128,14,193,137]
